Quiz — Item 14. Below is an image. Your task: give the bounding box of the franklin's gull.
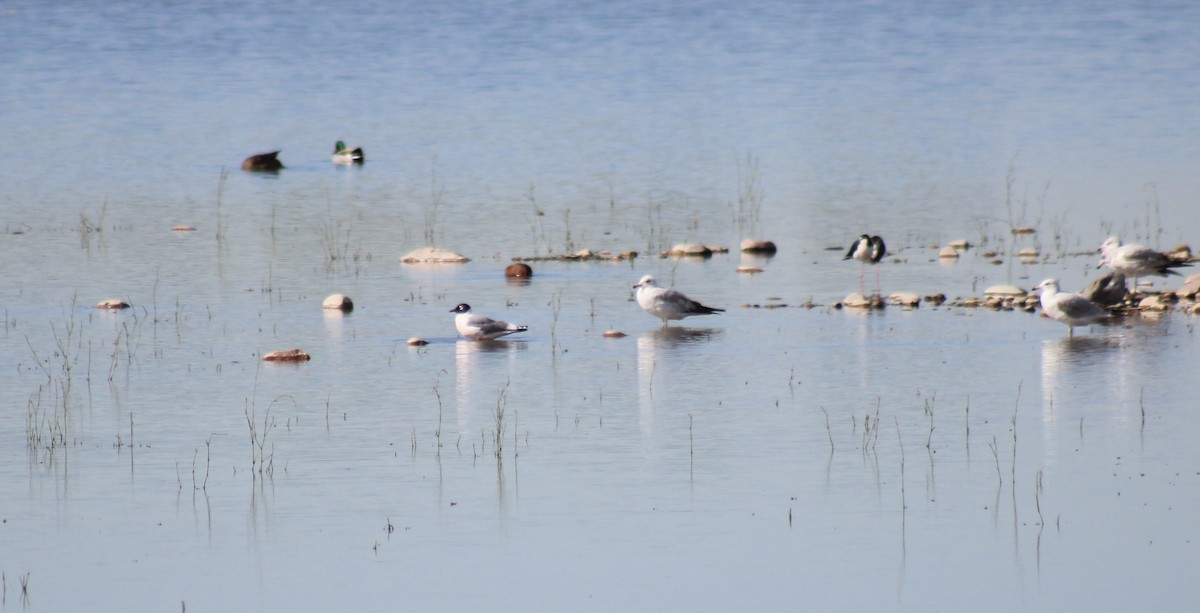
[450,304,528,340]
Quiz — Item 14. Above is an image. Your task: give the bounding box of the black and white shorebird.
[633,275,724,327]
[844,234,887,295]
[1098,236,1190,291]
[1033,279,1110,338]
[450,304,528,340]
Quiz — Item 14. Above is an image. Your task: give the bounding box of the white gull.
[1034,278,1109,337]
[633,275,724,327]
[450,303,528,340]
[1098,236,1189,289]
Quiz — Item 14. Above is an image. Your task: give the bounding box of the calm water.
[3,1,1200,611]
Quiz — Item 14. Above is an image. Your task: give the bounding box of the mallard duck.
[332,141,364,165]
[241,151,284,172]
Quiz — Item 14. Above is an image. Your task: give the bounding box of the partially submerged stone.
[400,247,469,263]
[322,293,354,311]
[1011,226,1036,235]
[602,330,627,338]
[888,293,921,307]
[946,239,971,249]
[740,239,777,254]
[984,284,1026,297]
[505,263,533,278]
[1138,294,1170,311]
[842,293,885,309]
[406,338,429,346]
[736,265,763,274]
[938,245,960,259]
[664,243,712,257]
[1175,273,1200,299]
[262,348,311,362]
[1018,247,1039,258]
[171,225,197,232]
[96,299,130,309]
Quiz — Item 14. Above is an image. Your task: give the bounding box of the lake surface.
[3,1,1200,611]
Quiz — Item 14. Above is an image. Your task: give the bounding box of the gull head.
[634,275,658,289]
[450,303,472,314]
[1033,279,1059,294]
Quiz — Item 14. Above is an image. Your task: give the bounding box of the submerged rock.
[262,348,311,362]
[663,243,712,257]
[887,293,921,307]
[740,239,777,254]
[843,293,885,309]
[984,284,1026,297]
[96,299,130,309]
[401,247,469,263]
[322,294,354,311]
[505,263,533,278]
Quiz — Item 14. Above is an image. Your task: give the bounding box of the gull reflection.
[454,339,527,432]
[636,327,721,446]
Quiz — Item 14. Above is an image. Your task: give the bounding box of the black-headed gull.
[633,275,724,327]
[450,304,528,340]
[1034,279,1109,337]
[1098,236,1189,290]
[844,234,887,294]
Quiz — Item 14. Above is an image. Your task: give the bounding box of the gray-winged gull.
[633,275,724,327]
[450,304,528,340]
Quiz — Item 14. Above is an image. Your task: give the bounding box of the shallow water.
[3,1,1200,611]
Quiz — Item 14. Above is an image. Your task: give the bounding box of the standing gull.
[1033,279,1109,338]
[844,234,886,295]
[450,304,528,340]
[633,275,724,327]
[1098,236,1189,291]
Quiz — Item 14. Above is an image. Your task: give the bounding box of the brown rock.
[505,263,533,278]
[262,348,311,362]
